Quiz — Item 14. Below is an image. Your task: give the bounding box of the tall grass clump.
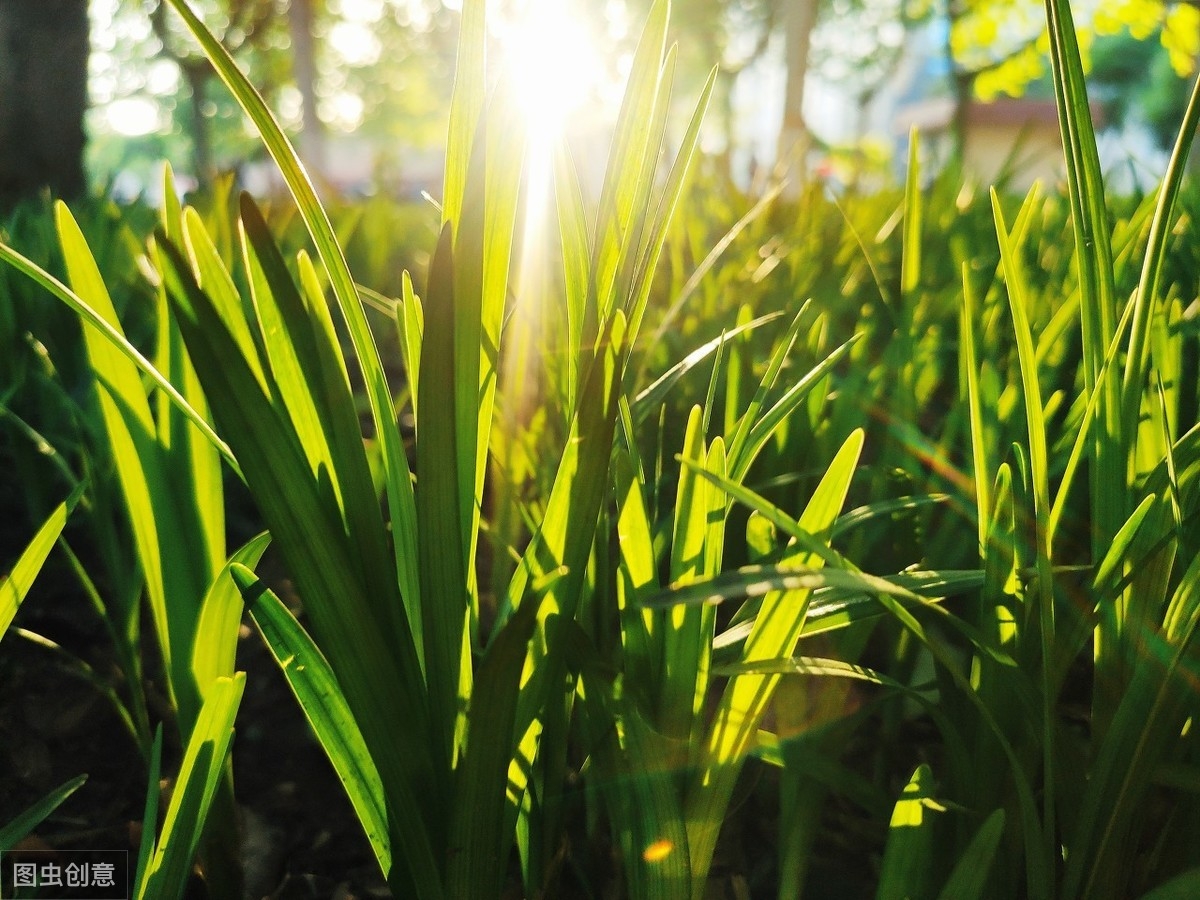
[1,0,1199,895]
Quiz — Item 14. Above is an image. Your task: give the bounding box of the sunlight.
[104,97,161,137]
[498,0,606,151]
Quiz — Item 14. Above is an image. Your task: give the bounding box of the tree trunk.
[776,0,819,193]
[289,0,325,180]
[0,0,89,208]
[183,63,214,184]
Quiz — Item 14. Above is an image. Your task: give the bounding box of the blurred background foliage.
[1,0,1198,210]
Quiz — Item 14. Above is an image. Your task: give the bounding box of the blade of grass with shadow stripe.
[233,565,393,879]
[137,674,243,900]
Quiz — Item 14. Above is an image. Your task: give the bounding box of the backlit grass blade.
[660,407,711,746]
[442,0,485,232]
[650,563,930,610]
[157,239,439,895]
[154,370,224,614]
[445,80,524,622]
[728,334,862,483]
[0,774,86,852]
[832,494,948,539]
[553,143,590,411]
[0,240,235,473]
[131,726,163,900]
[1092,496,1155,604]
[625,64,717,342]
[234,566,394,879]
[683,429,863,897]
[612,701,694,900]
[1043,0,1123,564]
[416,225,469,769]
[161,0,414,642]
[642,182,786,362]
[1,486,81,638]
[191,533,271,699]
[59,201,218,727]
[138,673,244,900]
[589,0,669,332]
[1122,72,1200,455]
[901,129,922,300]
[503,311,628,617]
[632,312,783,427]
[615,450,661,692]
[237,198,412,661]
[1048,292,1138,552]
[397,271,423,422]
[960,264,991,554]
[877,764,938,900]
[181,207,267,393]
[992,188,1057,856]
[726,305,809,468]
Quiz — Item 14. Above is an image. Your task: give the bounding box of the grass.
[1,0,1200,896]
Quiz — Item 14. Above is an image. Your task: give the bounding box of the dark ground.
[0,574,389,900]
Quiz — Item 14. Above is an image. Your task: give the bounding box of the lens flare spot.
[642,839,674,863]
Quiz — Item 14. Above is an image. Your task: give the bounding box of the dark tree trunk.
[183,62,214,183]
[0,0,89,209]
[288,0,325,179]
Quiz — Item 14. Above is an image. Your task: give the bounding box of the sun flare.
[498,0,606,149]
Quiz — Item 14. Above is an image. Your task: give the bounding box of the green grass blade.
[660,407,710,745]
[416,224,469,770]
[181,207,267,393]
[442,0,486,232]
[625,64,718,342]
[1043,0,1123,561]
[991,188,1057,858]
[158,239,439,894]
[729,334,862,482]
[235,565,396,881]
[876,765,938,900]
[960,264,991,555]
[726,305,809,467]
[901,128,922,299]
[58,202,215,724]
[553,143,590,410]
[0,774,87,852]
[632,312,784,427]
[641,183,785,364]
[0,239,237,473]
[446,598,539,899]
[589,0,669,331]
[1064,553,1200,900]
[1122,72,1200,454]
[684,429,863,897]
[191,533,271,699]
[935,809,1005,900]
[1,486,81,638]
[131,726,164,899]
[161,0,413,643]
[138,674,244,900]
